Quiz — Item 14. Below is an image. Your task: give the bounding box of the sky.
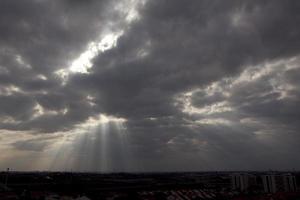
[0,0,300,172]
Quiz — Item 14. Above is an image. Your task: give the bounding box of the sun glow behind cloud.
[45,114,134,172]
[55,0,146,82]
[69,32,122,74]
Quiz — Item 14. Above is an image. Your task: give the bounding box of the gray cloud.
[0,0,300,171]
[12,137,53,152]
[72,0,300,119]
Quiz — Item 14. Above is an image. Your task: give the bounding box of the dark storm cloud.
[1,0,300,170]
[0,93,36,120]
[0,0,117,73]
[182,59,300,170]
[0,0,124,132]
[74,0,300,119]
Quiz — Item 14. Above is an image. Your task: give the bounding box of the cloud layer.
[0,0,300,171]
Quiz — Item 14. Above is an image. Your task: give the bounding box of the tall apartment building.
[231,173,257,192]
[262,174,297,193]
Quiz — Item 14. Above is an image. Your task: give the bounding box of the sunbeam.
[99,121,110,172]
[45,114,132,172]
[115,121,136,171]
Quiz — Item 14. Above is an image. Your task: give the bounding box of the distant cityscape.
[0,171,299,200]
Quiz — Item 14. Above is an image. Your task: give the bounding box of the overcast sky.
[0,0,300,172]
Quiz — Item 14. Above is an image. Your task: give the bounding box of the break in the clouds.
[0,0,300,171]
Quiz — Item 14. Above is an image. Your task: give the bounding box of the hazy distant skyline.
[0,0,300,172]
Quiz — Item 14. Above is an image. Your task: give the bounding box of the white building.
[262,174,297,193]
[231,173,256,192]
